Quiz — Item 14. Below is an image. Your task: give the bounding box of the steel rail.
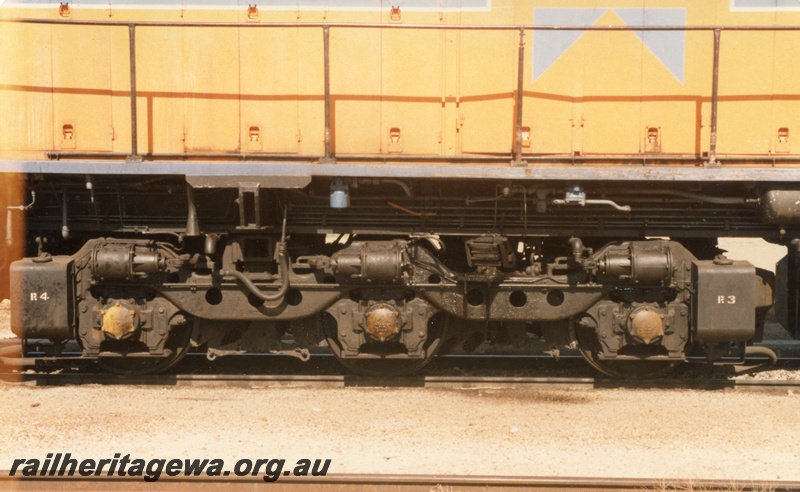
[1,473,799,491]
[2,371,799,393]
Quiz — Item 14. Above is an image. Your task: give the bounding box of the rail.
[3,473,799,491]
[6,18,800,166]
[5,371,800,392]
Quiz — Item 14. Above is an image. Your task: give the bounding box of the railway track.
[3,371,800,392]
[2,353,799,392]
[2,473,800,491]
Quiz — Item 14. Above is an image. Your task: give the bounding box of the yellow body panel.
[0,22,52,152]
[52,25,114,152]
[771,29,800,156]
[182,27,239,153]
[135,25,185,154]
[459,30,516,155]
[2,1,800,161]
[240,28,300,154]
[330,27,381,154]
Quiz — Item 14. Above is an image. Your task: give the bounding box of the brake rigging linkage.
[219,208,290,307]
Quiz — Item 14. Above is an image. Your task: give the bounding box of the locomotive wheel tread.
[2,369,799,392]
[96,322,194,376]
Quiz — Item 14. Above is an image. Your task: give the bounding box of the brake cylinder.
[91,242,167,281]
[330,241,407,282]
[597,243,672,285]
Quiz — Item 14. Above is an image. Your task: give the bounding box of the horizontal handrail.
[5,18,800,30]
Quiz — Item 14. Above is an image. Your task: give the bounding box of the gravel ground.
[1,384,799,481]
[1,239,798,482]
[717,238,785,275]
[0,300,10,339]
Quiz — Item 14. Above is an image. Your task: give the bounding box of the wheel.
[322,312,449,377]
[575,323,679,379]
[331,357,436,377]
[98,322,193,375]
[577,350,680,379]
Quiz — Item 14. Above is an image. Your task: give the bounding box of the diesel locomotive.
[1,0,800,376]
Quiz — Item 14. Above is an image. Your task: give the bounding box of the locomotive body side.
[1,0,799,376]
[2,1,800,162]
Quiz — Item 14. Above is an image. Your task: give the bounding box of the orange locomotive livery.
[0,0,799,376]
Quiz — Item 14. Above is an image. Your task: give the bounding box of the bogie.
[5,190,780,378]
[3,1,800,376]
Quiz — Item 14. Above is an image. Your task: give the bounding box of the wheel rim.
[323,312,448,377]
[575,324,679,379]
[98,322,193,375]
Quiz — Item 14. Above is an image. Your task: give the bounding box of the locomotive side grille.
[286,199,770,238]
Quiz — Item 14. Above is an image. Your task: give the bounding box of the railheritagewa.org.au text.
[9,453,331,482]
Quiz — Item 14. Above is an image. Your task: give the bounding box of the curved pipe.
[551,198,631,212]
[744,345,778,365]
[734,345,778,374]
[7,191,36,247]
[379,179,412,198]
[358,178,412,198]
[568,237,586,262]
[220,243,290,304]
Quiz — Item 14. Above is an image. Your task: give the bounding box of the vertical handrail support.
[126,23,142,162]
[511,27,527,167]
[706,28,721,168]
[319,25,336,164]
